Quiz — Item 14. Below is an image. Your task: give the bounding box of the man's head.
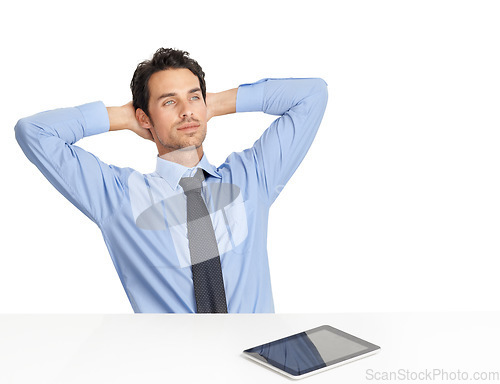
[131,48,207,159]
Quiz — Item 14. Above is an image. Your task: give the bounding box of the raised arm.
[205,88,238,121]
[15,102,139,225]
[107,101,154,141]
[232,78,328,205]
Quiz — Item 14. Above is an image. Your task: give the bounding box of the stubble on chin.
[155,123,207,155]
[160,144,200,166]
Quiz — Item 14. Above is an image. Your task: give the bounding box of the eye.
[164,100,175,106]
[190,95,200,101]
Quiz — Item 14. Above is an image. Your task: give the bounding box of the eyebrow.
[157,87,201,101]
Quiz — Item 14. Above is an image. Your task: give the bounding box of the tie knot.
[179,168,205,194]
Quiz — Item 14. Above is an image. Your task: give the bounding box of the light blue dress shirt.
[15,78,328,313]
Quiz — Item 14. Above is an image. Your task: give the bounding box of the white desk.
[0,312,499,383]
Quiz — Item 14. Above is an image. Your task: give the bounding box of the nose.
[178,100,193,119]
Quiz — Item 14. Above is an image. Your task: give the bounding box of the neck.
[159,146,202,168]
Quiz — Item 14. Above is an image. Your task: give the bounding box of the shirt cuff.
[236,79,269,113]
[76,101,110,137]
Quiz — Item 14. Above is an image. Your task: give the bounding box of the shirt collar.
[155,152,221,190]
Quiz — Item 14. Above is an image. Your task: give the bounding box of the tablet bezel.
[242,325,381,380]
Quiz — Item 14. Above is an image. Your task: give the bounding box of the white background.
[1,0,499,313]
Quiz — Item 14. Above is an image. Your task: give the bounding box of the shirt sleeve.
[15,101,127,225]
[236,78,328,205]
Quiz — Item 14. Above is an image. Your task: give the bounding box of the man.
[15,48,328,313]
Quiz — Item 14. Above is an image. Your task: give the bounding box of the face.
[137,68,207,159]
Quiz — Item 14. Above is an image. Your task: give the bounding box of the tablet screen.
[243,325,380,377]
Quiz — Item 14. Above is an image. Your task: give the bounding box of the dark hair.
[130,48,206,117]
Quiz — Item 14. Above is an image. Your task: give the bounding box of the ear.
[136,108,153,129]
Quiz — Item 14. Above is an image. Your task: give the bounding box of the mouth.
[177,123,200,132]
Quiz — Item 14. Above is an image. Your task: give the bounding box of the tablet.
[242,325,380,380]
